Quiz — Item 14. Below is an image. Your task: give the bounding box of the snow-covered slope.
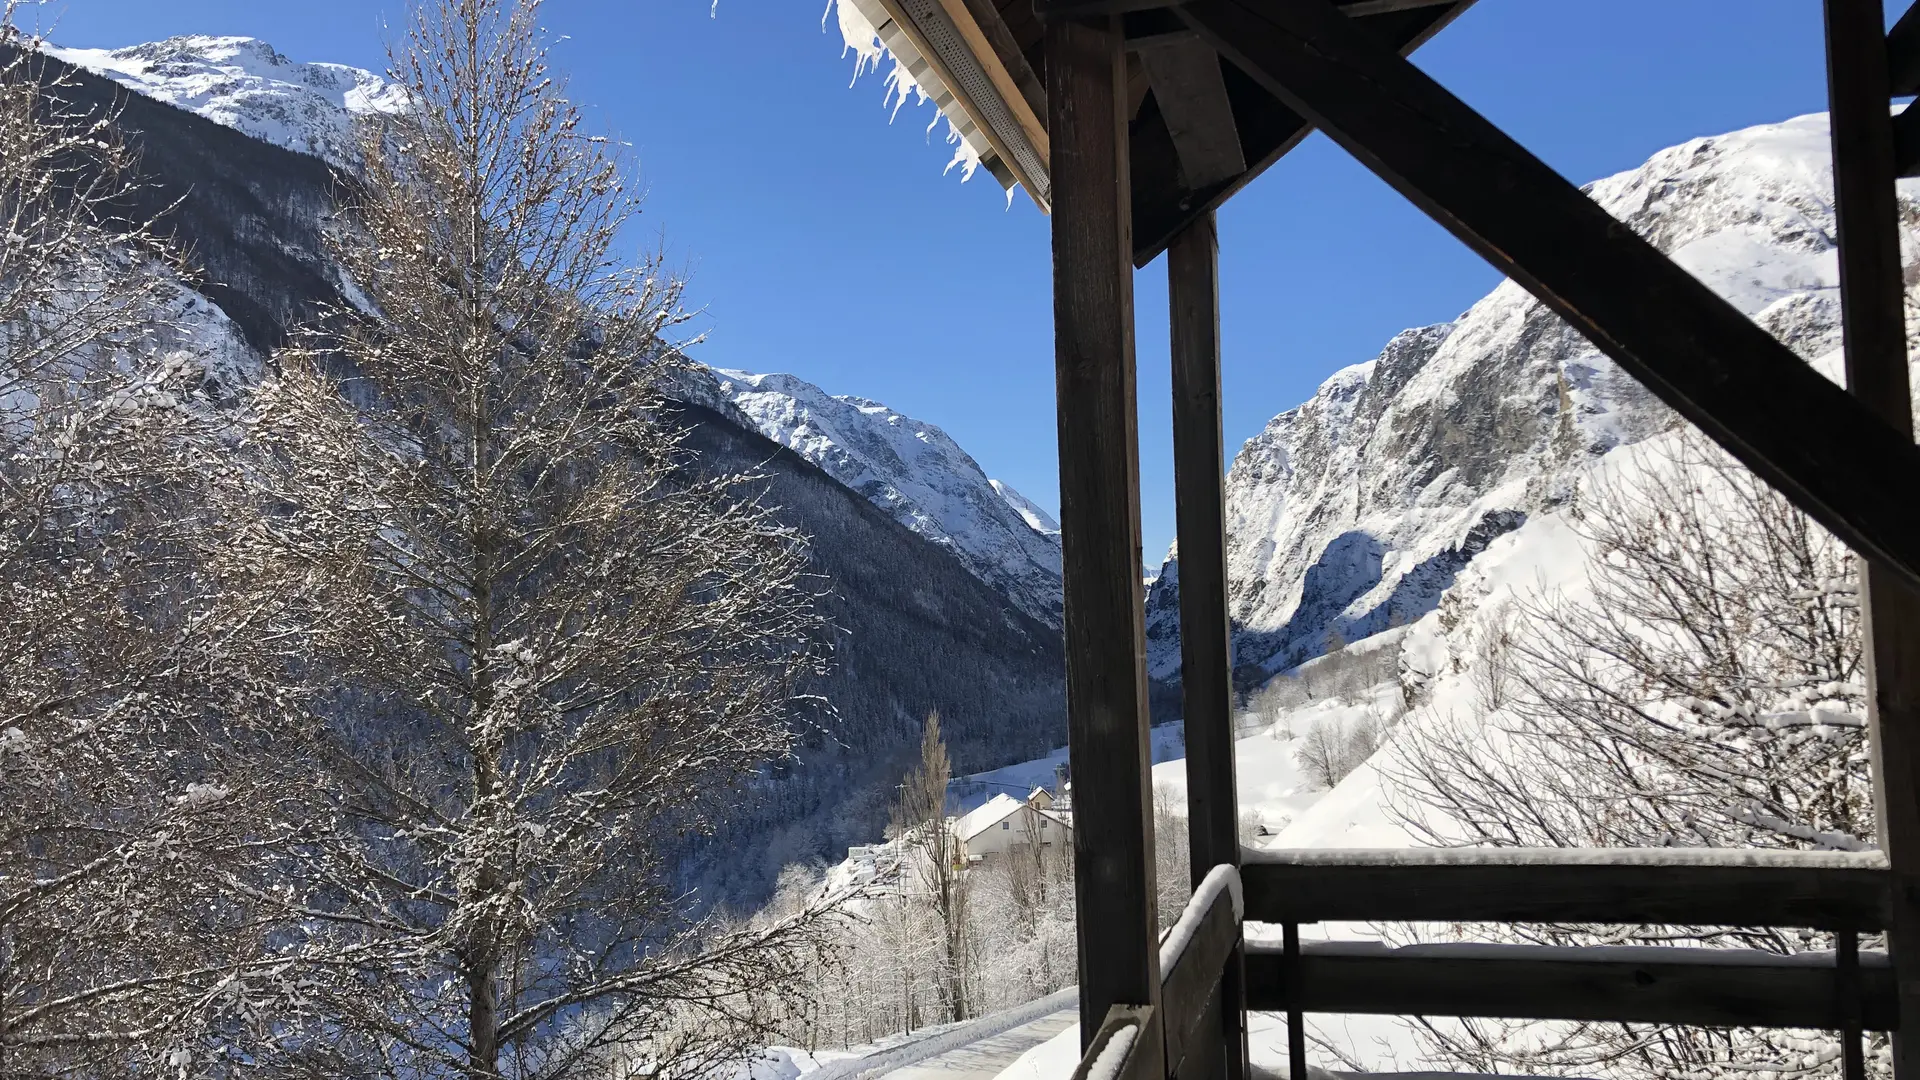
[45,36,403,170]
[36,33,1067,630]
[711,369,1064,627]
[990,479,1060,537]
[1147,112,1879,683]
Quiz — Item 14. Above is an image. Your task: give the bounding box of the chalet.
[825,4,1920,1080]
[953,790,1072,862]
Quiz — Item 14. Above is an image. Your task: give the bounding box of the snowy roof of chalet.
[955,793,1024,840]
[956,792,1072,840]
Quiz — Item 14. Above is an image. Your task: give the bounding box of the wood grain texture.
[1127,1,1473,266]
[1247,941,1899,1030]
[1177,0,1920,592]
[940,0,1051,163]
[1138,41,1244,189]
[1242,849,1893,930]
[959,0,1049,135]
[1070,1005,1165,1080]
[1825,4,1920,1077]
[1159,879,1239,1075]
[1165,213,1246,1080]
[1047,12,1162,1047]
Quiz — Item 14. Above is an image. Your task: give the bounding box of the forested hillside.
[26,44,1065,906]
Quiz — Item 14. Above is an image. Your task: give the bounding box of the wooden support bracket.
[1139,40,1245,190]
[1177,0,1920,593]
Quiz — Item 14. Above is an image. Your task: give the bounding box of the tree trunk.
[468,957,500,1080]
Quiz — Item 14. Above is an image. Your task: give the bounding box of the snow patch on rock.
[711,368,1063,627]
[1146,112,1911,684]
[45,36,404,169]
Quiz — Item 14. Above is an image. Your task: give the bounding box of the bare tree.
[0,12,303,1072]
[213,2,832,1076]
[965,816,1072,1014]
[890,711,970,1022]
[1295,709,1388,791]
[1152,782,1191,931]
[1387,429,1873,1080]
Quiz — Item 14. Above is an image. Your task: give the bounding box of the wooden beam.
[1038,0,1456,18]
[1166,212,1246,1080]
[872,0,1051,208]
[1336,0,1457,11]
[1159,876,1241,1079]
[1895,99,1920,178]
[1139,41,1245,189]
[1128,2,1474,266]
[1038,0,1180,18]
[957,0,1048,134]
[1826,5,1920,1080]
[1167,217,1238,886]
[939,0,1051,166]
[1246,941,1899,1031]
[1070,1005,1165,1080]
[1176,0,1920,593]
[1047,12,1163,1048]
[1889,1,1920,97]
[1242,848,1893,931]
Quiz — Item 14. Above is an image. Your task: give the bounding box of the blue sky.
[45,0,1840,564]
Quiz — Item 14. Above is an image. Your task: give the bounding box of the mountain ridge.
[1148,111,1865,687]
[40,33,1070,632]
[19,39,1066,907]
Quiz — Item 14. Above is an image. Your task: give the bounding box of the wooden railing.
[1242,848,1894,1080]
[1072,866,1243,1080]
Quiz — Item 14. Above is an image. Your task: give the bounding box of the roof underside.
[847,0,1476,265]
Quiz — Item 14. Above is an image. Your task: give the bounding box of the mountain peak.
[44,35,404,169]
[1149,111,1875,685]
[709,367,1064,627]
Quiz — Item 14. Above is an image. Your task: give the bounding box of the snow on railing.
[1241,845,1886,868]
[1085,1022,1138,1080]
[1160,863,1243,973]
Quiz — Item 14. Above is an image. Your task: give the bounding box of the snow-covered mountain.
[38,33,1070,630]
[25,41,1068,909]
[709,369,1064,627]
[45,36,403,170]
[1147,112,1871,685]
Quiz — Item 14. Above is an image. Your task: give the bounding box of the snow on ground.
[734,1046,856,1080]
[997,1013,1335,1080]
[949,723,1187,817]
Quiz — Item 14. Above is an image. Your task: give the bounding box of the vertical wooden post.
[1047,10,1164,1052]
[1824,4,1920,1078]
[1168,211,1248,1080]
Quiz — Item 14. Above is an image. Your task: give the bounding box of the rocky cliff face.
[46,34,1070,632]
[1148,113,1870,687]
[46,36,404,170]
[709,369,1063,628]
